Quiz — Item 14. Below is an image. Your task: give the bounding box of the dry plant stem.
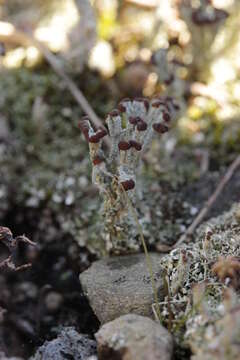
[162,271,173,331]
[174,155,240,249]
[0,22,110,148]
[25,32,111,148]
[122,185,162,323]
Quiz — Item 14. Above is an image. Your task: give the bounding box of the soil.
[183,166,240,220]
[0,217,100,358]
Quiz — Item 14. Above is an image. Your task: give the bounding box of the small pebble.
[45,292,63,313]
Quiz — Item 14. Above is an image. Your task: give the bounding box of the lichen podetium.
[79,96,179,254]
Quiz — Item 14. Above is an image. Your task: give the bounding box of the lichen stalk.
[79,96,179,254]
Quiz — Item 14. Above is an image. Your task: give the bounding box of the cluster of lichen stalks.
[178,0,229,81]
[79,96,179,254]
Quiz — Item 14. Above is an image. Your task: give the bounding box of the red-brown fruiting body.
[97,128,108,139]
[129,140,142,151]
[88,134,101,143]
[79,120,108,143]
[173,102,180,111]
[118,98,131,112]
[118,103,126,113]
[152,123,169,133]
[118,141,131,151]
[192,8,228,25]
[92,155,104,165]
[151,100,166,108]
[163,112,171,122]
[120,179,135,191]
[109,109,120,117]
[129,116,141,125]
[153,98,172,113]
[88,128,108,143]
[137,120,147,131]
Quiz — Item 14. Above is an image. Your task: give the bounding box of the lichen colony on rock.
[157,204,240,358]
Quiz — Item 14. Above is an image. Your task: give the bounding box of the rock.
[80,253,165,323]
[95,314,173,360]
[44,291,63,313]
[31,327,97,360]
[0,352,23,360]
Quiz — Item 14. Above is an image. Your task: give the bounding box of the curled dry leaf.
[0,226,36,271]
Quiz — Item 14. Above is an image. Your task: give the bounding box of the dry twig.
[0,226,36,271]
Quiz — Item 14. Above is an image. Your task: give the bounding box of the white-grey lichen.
[151,48,186,100]
[178,0,229,81]
[65,0,97,72]
[79,97,179,254]
[156,203,240,359]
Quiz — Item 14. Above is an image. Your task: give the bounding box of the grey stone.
[0,352,23,360]
[31,327,96,360]
[44,291,63,313]
[95,314,173,360]
[80,253,165,323]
